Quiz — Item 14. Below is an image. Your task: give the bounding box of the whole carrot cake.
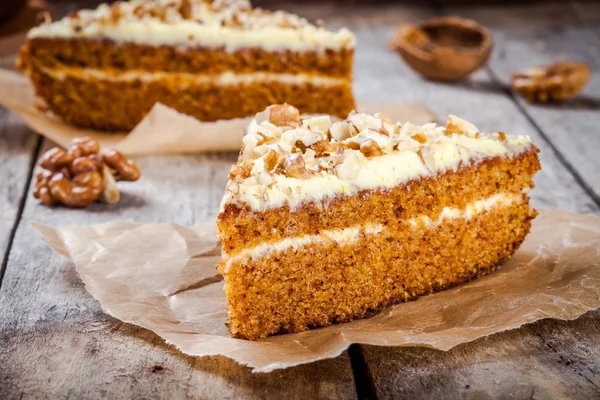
[17,0,356,131]
[217,104,541,341]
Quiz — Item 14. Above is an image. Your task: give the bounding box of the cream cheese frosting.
[37,65,349,87]
[222,192,522,271]
[27,0,356,52]
[220,104,534,213]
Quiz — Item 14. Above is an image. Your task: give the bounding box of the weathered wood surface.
[1,1,600,399]
[358,1,600,399]
[453,0,600,204]
[0,143,357,399]
[0,109,38,278]
[353,25,599,214]
[364,310,600,399]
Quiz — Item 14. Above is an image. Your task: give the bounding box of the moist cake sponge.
[17,0,356,131]
[217,104,540,340]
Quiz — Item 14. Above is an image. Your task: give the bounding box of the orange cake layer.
[27,64,355,131]
[18,0,356,130]
[217,105,541,341]
[219,150,539,255]
[222,198,535,340]
[20,38,354,77]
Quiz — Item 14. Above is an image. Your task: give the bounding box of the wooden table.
[1,1,600,399]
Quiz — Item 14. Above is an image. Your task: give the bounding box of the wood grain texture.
[0,142,356,399]
[450,0,600,204]
[363,310,600,399]
[0,108,38,277]
[353,25,599,214]
[1,1,600,399]
[361,2,600,398]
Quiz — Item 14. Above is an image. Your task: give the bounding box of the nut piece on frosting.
[257,103,301,128]
[33,137,141,208]
[232,104,528,188]
[283,154,311,179]
[446,114,479,137]
[511,61,591,103]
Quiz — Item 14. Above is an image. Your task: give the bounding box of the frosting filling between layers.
[221,192,523,272]
[36,65,350,86]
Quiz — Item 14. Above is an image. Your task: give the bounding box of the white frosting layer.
[38,65,348,86]
[221,133,532,212]
[222,192,522,272]
[28,0,355,52]
[221,106,536,213]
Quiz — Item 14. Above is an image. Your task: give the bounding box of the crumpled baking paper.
[0,68,436,155]
[33,210,600,373]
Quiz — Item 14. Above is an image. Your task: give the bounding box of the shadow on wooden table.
[533,96,600,111]
[109,318,356,396]
[362,309,600,399]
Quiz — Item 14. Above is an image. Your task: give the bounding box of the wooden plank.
[361,2,600,398]
[2,2,600,398]
[0,140,357,399]
[451,1,600,203]
[363,310,600,399]
[353,25,599,214]
[0,108,38,277]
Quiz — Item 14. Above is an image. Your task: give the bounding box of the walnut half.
[511,61,591,103]
[33,137,141,208]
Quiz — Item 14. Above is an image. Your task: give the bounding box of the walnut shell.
[389,16,492,82]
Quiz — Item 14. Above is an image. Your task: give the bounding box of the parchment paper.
[33,210,600,372]
[0,68,436,155]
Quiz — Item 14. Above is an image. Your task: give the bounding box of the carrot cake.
[217,104,541,341]
[17,0,356,131]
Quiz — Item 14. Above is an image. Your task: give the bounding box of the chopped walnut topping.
[411,133,427,144]
[329,121,353,141]
[348,112,389,135]
[282,128,322,149]
[229,161,253,182]
[374,112,397,135]
[301,115,332,132]
[498,132,507,141]
[261,149,279,172]
[310,140,338,156]
[446,114,479,136]
[373,112,392,124]
[283,154,311,179]
[334,150,361,180]
[294,140,307,153]
[265,104,301,128]
[229,104,527,197]
[133,5,145,18]
[345,141,360,151]
[360,139,384,157]
[34,0,349,39]
[418,147,436,171]
[178,0,193,19]
[109,4,123,24]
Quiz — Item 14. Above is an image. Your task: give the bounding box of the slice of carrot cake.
[17,0,355,131]
[217,104,541,341]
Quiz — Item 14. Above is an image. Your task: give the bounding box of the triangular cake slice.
[218,104,540,340]
[18,0,355,130]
